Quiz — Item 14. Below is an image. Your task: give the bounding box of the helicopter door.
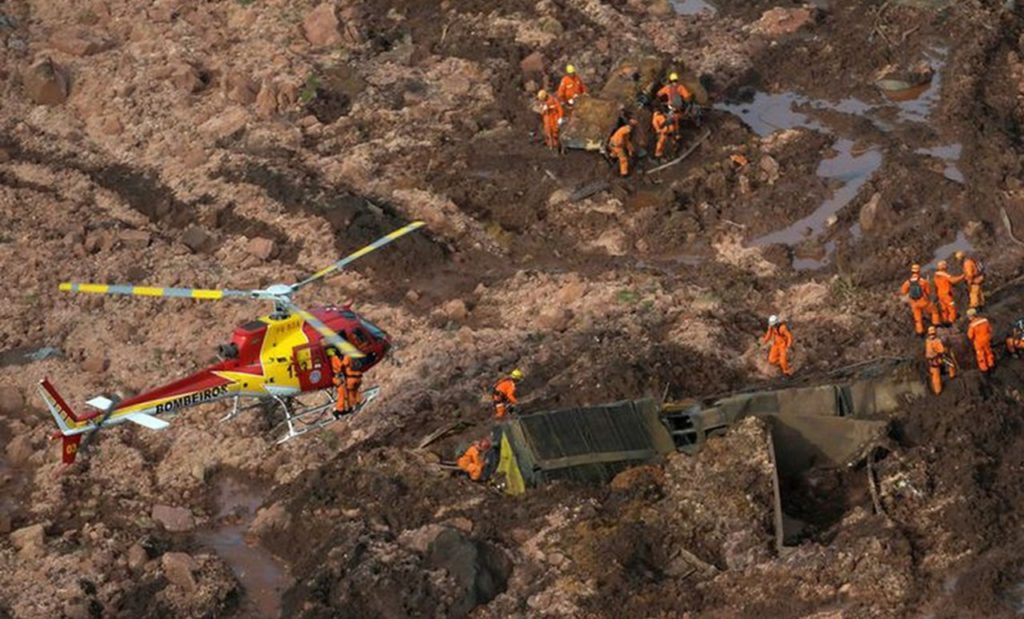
[292,344,331,391]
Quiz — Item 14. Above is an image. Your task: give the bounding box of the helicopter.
[38,221,425,464]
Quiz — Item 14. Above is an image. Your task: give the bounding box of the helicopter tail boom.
[38,379,97,464]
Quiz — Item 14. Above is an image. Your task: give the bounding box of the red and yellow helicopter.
[38,221,425,464]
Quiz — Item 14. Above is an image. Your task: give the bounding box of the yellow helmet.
[669,72,679,82]
[937,260,947,270]
[510,368,524,380]
[537,89,548,101]
[566,64,576,74]
[954,250,966,260]
[911,263,921,273]
[967,308,977,317]
[927,325,937,335]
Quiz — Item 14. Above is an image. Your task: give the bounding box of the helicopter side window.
[349,327,369,348]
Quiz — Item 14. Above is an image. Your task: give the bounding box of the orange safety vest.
[457,445,484,480]
[556,75,587,102]
[925,336,947,367]
[609,125,633,152]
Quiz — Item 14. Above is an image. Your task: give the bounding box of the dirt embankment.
[2,0,1024,617]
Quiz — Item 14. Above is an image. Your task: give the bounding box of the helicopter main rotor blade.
[279,300,365,359]
[59,282,253,300]
[291,221,426,292]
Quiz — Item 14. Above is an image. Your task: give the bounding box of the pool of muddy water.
[671,0,717,15]
[194,477,292,619]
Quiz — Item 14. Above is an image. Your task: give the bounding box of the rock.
[181,225,215,253]
[426,528,512,617]
[303,3,343,47]
[198,108,248,141]
[610,465,665,492]
[169,62,204,94]
[223,70,258,104]
[10,523,45,560]
[858,192,884,233]
[0,514,10,535]
[100,116,123,135]
[49,27,114,56]
[127,543,148,572]
[647,0,674,17]
[537,16,563,36]
[81,353,108,374]
[22,57,69,105]
[405,289,421,303]
[248,502,292,541]
[5,433,34,466]
[245,237,276,261]
[442,299,469,322]
[556,281,587,305]
[398,523,445,554]
[151,505,195,532]
[758,155,780,185]
[0,388,25,415]
[520,51,546,79]
[118,229,151,249]
[537,307,573,332]
[751,7,816,38]
[255,80,279,118]
[447,517,474,533]
[161,552,197,590]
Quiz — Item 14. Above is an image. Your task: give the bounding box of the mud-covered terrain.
[3,0,1024,617]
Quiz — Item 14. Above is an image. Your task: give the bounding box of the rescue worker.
[1006,318,1024,358]
[656,72,694,121]
[537,89,564,149]
[932,260,958,326]
[955,250,985,310]
[966,308,995,373]
[651,106,677,160]
[900,264,940,336]
[555,64,587,107]
[762,315,794,377]
[925,325,955,395]
[457,438,494,482]
[608,118,638,177]
[328,348,363,418]
[492,368,523,419]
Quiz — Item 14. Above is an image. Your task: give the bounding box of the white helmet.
[768,315,779,326]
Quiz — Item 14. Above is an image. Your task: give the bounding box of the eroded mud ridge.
[2,0,1024,617]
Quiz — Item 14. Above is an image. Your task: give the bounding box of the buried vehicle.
[559,56,709,152]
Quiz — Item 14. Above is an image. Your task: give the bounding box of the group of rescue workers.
[537,64,697,176]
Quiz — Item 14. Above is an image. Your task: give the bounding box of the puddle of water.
[753,139,883,247]
[889,46,948,124]
[194,478,292,619]
[671,0,717,15]
[721,92,872,138]
[793,239,836,271]
[923,231,974,272]
[917,143,964,184]
[850,222,863,239]
[0,345,62,367]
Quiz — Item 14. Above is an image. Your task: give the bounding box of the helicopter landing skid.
[272,386,381,444]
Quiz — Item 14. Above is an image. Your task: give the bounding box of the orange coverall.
[763,323,794,376]
[608,124,634,177]
[331,355,363,414]
[901,276,939,335]
[457,444,485,481]
[541,96,564,149]
[492,377,518,419]
[932,269,960,325]
[651,111,676,159]
[962,258,985,309]
[925,334,954,395]
[967,315,995,372]
[556,74,587,104]
[656,83,693,111]
[1007,325,1024,356]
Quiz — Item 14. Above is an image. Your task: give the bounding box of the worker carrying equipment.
[900,264,940,336]
[1006,318,1024,358]
[608,118,638,177]
[656,72,694,121]
[556,64,588,106]
[762,315,794,376]
[457,437,496,481]
[537,89,564,149]
[932,260,960,326]
[328,348,363,418]
[651,107,677,160]
[955,251,985,310]
[492,369,523,419]
[966,308,995,373]
[925,325,956,395]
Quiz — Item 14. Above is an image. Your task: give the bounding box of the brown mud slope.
[2,0,1024,617]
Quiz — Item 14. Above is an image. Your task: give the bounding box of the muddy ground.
[2,0,1024,617]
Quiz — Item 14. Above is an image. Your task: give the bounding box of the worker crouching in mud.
[457,437,498,482]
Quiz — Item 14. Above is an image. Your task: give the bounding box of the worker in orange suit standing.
[556,64,587,108]
[925,325,955,395]
[492,368,523,419]
[656,72,694,121]
[608,118,638,177]
[900,264,939,336]
[537,90,564,149]
[932,260,959,326]
[955,250,985,310]
[651,106,677,160]
[966,308,995,373]
[762,315,794,376]
[329,349,363,418]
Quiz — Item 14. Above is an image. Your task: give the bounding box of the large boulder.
[49,27,114,56]
[161,552,197,590]
[151,505,195,532]
[303,3,343,47]
[22,57,69,105]
[10,523,45,560]
[425,528,512,617]
[750,7,817,38]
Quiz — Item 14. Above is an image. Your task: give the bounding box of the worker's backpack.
[908,279,924,300]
